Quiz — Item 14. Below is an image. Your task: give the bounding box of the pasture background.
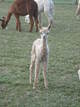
[0,0,77,4]
[0,0,80,107]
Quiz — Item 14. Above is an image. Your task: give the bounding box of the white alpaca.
[25,0,54,27]
[29,25,51,89]
[25,15,30,24]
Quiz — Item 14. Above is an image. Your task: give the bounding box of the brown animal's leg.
[43,61,48,89]
[33,61,40,89]
[34,18,39,32]
[14,14,21,32]
[29,16,34,32]
[16,21,18,31]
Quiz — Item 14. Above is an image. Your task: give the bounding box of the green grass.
[0,2,80,107]
[55,0,74,4]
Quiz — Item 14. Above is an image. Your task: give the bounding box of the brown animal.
[0,0,39,32]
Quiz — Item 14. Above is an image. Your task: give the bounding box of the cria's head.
[40,24,51,34]
[39,25,51,39]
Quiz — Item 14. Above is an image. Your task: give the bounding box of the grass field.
[0,0,77,4]
[0,1,80,107]
[0,0,77,3]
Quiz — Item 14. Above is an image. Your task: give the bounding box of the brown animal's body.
[0,0,39,32]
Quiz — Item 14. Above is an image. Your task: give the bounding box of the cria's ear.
[39,29,42,33]
[48,24,51,30]
[39,27,43,33]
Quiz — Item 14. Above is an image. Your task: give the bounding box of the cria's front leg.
[33,62,40,89]
[43,61,48,89]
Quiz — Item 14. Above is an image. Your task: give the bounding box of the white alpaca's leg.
[38,13,42,28]
[43,61,48,88]
[44,10,54,27]
[47,13,54,27]
[33,61,40,89]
